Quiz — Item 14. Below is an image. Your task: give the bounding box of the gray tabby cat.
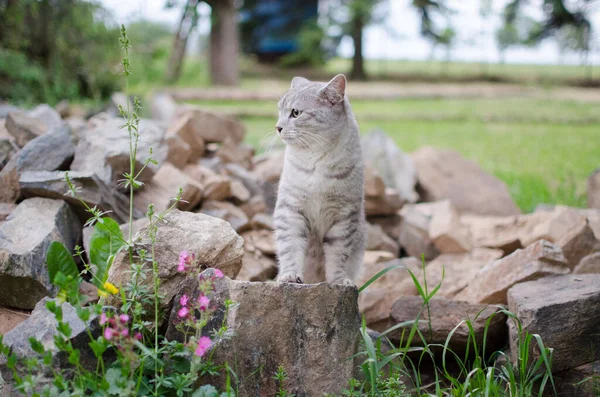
[274,74,365,285]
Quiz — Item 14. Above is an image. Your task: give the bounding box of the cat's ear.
[291,76,310,89]
[318,74,346,105]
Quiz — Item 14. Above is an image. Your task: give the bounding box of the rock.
[237,250,277,281]
[554,360,600,396]
[0,203,15,222]
[457,240,570,304]
[358,257,422,331]
[588,169,600,209]
[229,179,250,203]
[216,137,254,168]
[184,163,232,201]
[0,133,15,170]
[0,198,81,309]
[150,92,178,122]
[168,271,360,396]
[71,117,167,189]
[240,195,268,218]
[361,129,419,203]
[27,104,62,130]
[5,112,50,147]
[573,252,600,274]
[19,170,133,223]
[429,200,471,254]
[250,213,274,230]
[0,126,74,202]
[134,163,203,213]
[180,107,245,144]
[367,223,400,256]
[199,200,249,232]
[363,250,396,266]
[0,104,20,118]
[399,248,505,300]
[242,229,276,256]
[412,146,520,216]
[368,214,403,242]
[0,307,29,335]
[226,163,277,213]
[165,131,192,169]
[167,114,204,162]
[0,298,98,377]
[364,167,405,216]
[398,203,439,260]
[105,210,244,316]
[388,297,507,355]
[507,274,600,373]
[253,150,285,184]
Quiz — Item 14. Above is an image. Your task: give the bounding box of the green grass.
[187,98,599,212]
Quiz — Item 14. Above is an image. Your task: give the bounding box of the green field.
[187,96,599,212]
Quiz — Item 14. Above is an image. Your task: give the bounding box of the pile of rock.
[1,95,599,395]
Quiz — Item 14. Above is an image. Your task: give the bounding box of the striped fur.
[274,74,366,285]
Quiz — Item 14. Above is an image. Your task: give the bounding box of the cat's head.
[276,74,347,149]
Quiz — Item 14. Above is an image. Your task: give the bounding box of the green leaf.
[89,217,125,287]
[89,338,107,358]
[28,337,45,355]
[192,385,219,397]
[105,367,125,395]
[46,241,78,284]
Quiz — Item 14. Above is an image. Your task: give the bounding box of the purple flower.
[119,314,130,323]
[104,328,114,340]
[198,295,210,311]
[214,269,224,278]
[195,336,212,357]
[180,294,189,307]
[100,313,108,325]
[178,251,190,272]
[177,307,189,319]
[134,332,142,341]
[121,329,129,337]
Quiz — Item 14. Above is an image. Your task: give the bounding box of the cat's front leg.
[274,203,309,283]
[322,215,365,286]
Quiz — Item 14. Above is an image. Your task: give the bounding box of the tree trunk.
[208,0,239,86]
[164,0,198,84]
[350,14,366,81]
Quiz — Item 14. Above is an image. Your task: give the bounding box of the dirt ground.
[0,306,30,334]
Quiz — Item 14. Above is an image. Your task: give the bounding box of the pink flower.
[100,313,108,325]
[121,329,129,337]
[104,328,114,340]
[180,294,189,307]
[198,295,210,311]
[134,332,142,341]
[119,314,130,323]
[195,336,212,357]
[177,306,189,319]
[178,251,193,272]
[214,269,224,278]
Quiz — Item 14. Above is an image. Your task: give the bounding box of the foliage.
[0,25,234,396]
[279,20,327,68]
[0,0,120,105]
[352,257,557,396]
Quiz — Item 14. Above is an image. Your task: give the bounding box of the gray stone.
[573,251,600,274]
[71,117,167,189]
[19,170,134,223]
[366,222,399,256]
[5,112,49,147]
[507,274,600,373]
[554,360,600,396]
[412,146,520,216]
[362,129,418,203]
[167,270,360,397]
[588,169,600,209]
[0,198,81,309]
[199,200,249,233]
[0,104,20,118]
[225,163,277,213]
[27,104,62,130]
[253,150,285,184]
[150,92,178,122]
[105,210,244,318]
[0,298,99,379]
[389,296,507,355]
[398,203,440,260]
[0,203,15,222]
[0,126,75,202]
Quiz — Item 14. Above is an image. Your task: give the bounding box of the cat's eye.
[290,109,302,118]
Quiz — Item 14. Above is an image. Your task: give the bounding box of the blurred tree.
[496,23,520,64]
[279,19,327,68]
[165,0,239,86]
[0,0,119,104]
[412,0,455,62]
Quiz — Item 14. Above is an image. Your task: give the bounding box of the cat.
[273,74,365,286]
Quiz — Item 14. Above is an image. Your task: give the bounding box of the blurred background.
[0,0,599,212]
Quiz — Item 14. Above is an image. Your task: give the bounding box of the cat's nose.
[276,127,282,133]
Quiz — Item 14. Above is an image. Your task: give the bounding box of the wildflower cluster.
[174,250,225,360]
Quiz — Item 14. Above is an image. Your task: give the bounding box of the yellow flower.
[98,282,119,297]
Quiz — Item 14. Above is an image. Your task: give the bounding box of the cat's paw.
[276,272,304,284]
[330,276,355,287]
